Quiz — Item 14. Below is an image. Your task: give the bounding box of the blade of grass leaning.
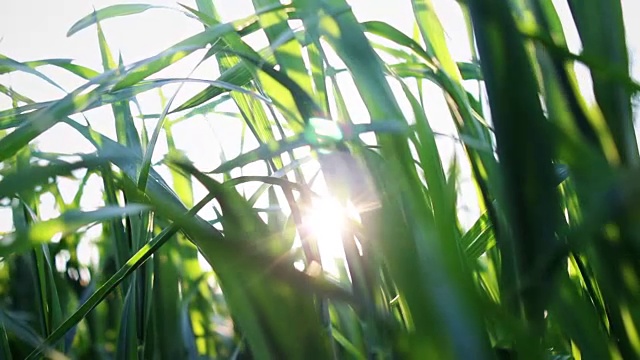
[0,156,114,199]
[0,84,34,105]
[0,54,67,92]
[252,0,316,118]
[0,57,99,80]
[67,4,171,37]
[460,212,495,260]
[412,0,464,82]
[0,78,257,132]
[202,6,291,169]
[212,121,407,174]
[112,4,293,91]
[172,4,328,115]
[0,66,135,162]
[0,205,150,257]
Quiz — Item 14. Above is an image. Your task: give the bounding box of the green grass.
[0,0,639,359]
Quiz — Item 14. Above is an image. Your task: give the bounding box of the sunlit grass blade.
[171,4,305,115]
[112,3,294,92]
[0,84,34,105]
[96,25,143,156]
[0,205,150,257]
[460,212,495,260]
[412,0,463,82]
[67,4,171,37]
[363,21,433,64]
[212,121,407,174]
[0,65,133,162]
[567,0,638,165]
[0,58,99,80]
[0,55,67,92]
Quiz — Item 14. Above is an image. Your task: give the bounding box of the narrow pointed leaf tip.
[67,4,166,37]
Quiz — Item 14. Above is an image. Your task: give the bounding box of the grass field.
[1,0,639,358]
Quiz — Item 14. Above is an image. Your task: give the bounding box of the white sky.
[0,1,639,265]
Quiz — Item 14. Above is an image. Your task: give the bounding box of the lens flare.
[302,197,362,276]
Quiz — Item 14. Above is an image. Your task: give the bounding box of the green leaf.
[0,58,99,80]
[0,205,150,257]
[67,4,165,37]
[0,54,66,91]
[0,155,115,200]
[567,0,639,165]
[467,0,563,337]
[461,213,495,260]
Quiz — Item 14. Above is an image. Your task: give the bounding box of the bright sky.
[0,0,639,269]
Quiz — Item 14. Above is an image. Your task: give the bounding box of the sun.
[302,197,361,276]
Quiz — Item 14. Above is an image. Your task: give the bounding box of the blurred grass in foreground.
[0,0,639,359]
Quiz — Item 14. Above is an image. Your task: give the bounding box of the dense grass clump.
[0,0,639,358]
